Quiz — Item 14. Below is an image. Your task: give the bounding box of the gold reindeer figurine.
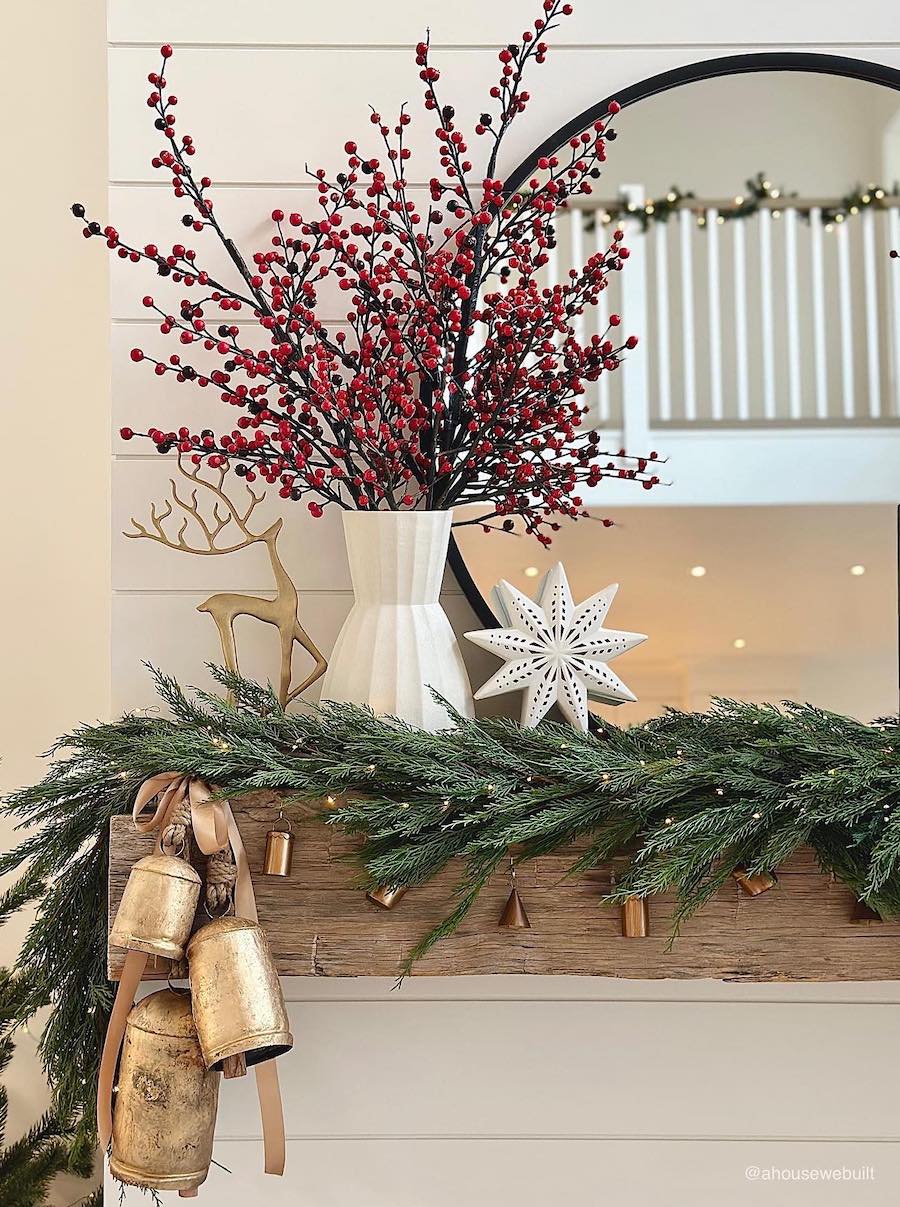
[126,458,327,706]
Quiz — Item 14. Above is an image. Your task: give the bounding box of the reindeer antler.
[126,456,268,554]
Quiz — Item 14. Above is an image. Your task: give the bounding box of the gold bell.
[621,895,650,937]
[187,916,293,1071]
[851,898,883,924]
[498,887,531,929]
[110,853,202,962]
[262,814,294,877]
[733,866,778,897]
[366,884,408,909]
[110,989,219,1196]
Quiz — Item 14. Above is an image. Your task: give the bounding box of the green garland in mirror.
[585,171,898,231]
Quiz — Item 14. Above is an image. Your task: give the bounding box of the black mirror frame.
[448,50,900,629]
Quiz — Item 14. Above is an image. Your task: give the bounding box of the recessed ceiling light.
[523,566,540,578]
[850,564,866,576]
[732,638,747,650]
[689,565,707,578]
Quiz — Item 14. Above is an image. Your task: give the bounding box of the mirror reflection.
[455,71,900,721]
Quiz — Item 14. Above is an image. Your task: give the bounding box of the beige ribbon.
[132,772,229,862]
[100,773,286,1182]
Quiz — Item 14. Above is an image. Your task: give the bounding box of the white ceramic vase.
[319,510,475,731]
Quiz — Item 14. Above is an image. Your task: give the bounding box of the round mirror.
[453,56,900,723]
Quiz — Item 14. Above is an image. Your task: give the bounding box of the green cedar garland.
[590,172,898,231]
[0,665,898,1154]
[0,969,95,1206]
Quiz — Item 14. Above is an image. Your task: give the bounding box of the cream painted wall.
[0,0,109,1201]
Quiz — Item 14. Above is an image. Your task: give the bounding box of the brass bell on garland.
[499,887,531,929]
[110,853,202,961]
[188,916,292,1071]
[732,866,778,897]
[262,813,294,877]
[498,861,531,929]
[851,898,883,923]
[110,989,219,1198]
[621,896,650,938]
[100,854,203,1157]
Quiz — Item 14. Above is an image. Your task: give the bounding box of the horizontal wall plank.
[109,814,900,982]
[106,183,434,321]
[108,1139,900,1206]
[105,185,437,321]
[112,461,475,593]
[112,458,350,590]
[107,47,703,183]
[110,321,255,433]
[274,974,900,1004]
[108,46,900,185]
[108,0,900,49]
[109,986,900,1138]
[112,590,348,711]
[111,590,481,713]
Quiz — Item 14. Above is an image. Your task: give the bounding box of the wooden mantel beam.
[108,793,900,982]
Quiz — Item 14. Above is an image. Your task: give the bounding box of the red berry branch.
[74,1,663,541]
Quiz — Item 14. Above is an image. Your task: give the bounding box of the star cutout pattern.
[465,563,647,731]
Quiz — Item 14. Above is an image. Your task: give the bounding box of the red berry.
[142,295,154,308]
[120,427,134,440]
[608,100,621,114]
[130,348,144,362]
[160,44,173,58]
[271,209,284,222]
[308,501,323,518]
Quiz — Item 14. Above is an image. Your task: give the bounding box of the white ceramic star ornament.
[464,563,647,731]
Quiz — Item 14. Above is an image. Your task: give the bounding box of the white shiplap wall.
[108,3,900,1201]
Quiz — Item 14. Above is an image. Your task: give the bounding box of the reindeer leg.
[285,619,329,703]
[277,625,295,709]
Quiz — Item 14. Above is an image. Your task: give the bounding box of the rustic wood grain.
[108,793,900,982]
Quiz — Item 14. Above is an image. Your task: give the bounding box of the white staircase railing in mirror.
[547,185,900,452]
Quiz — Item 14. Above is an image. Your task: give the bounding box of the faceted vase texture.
[319,511,475,731]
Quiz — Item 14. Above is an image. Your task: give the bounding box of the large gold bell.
[110,989,219,1195]
[110,854,202,962]
[187,916,293,1070]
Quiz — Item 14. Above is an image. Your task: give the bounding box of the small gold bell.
[110,989,219,1196]
[499,887,531,929]
[851,898,883,924]
[110,853,202,962]
[262,813,294,877]
[188,916,293,1071]
[364,883,407,907]
[733,866,778,897]
[621,895,649,937]
[367,885,408,909]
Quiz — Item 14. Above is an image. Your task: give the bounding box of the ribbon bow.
[132,773,258,921]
